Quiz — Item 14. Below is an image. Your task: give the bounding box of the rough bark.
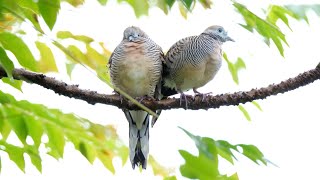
[1,63,319,110]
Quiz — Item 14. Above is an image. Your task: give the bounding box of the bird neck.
[201,33,224,43]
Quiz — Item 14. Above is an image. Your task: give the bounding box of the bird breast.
[116,54,156,98]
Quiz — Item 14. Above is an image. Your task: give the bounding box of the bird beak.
[226,36,235,42]
[128,35,134,42]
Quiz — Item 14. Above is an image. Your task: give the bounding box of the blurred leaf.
[228,173,239,180]
[57,31,94,43]
[179,150,219,179]
[62,0,84,7]
[180,128,268,179]
[17,0,43,33]
[98,0,108,5]
[165,0,175,8]
[7,115,28,144]
[238,144,267,165]
[0,108,12,140]
[0,141,25,172]
[266,5,293,30]
[215,140,236,164]
[26,146,42,172]
[66,62,76,77]
[24,115,43,147]
[36,41,58,73]
[199,0,212,9]
[285,5,320,24]
[67,45,89,65]
[178,1,188,19]
[238,105,251,121]
[78,141,97,164]
[164,176,177,180]
[0,91,127,173]
[252,101,263,111]
[233,2,288,56]
[118,0,149,17]
[0,47,14,78]
[0,32,37,71]
[45,123,65,158]
[223,53,245,85]
[38,0,60,30]
[97,151,115,174]
[157,0,169,14]
[86,44,107,68]
[149,155,174,177]
[181,0,194,10]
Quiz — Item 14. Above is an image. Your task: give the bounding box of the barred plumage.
[109,26,163,169]
[162,25,234,107]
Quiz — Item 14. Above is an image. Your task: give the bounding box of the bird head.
[123,26,148,42]
[203,25,234,42]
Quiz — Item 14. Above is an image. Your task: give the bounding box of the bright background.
[1,0,320,179]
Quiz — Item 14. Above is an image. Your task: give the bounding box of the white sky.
[1,0,320,180]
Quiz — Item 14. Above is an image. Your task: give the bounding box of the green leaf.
[2,141,25,172]
[179,150,219,179]
[238,105,251,121]
[7,115,28,144]
[45,123,65,159]
[285,5,320,24]
[0,108,12,140]
[266,5,293,30]
[238,144,267,165]
[86,44,107,68]
[26,145,42,172]
[66,45,96,69]
[62,0,84,7]
[98,0,108,5]
[252,101,263,111]
[97,151,115,174]
[0,47,14,78]
[149,155,173,177]
[223,53,245,85]
[178,1,188,19]
[38,0,60,29]
[233,2,288,56]
[199,0,212,9]
[157,0,169,14]
[35,41,58,73]
[215,140,237,164]
[57,31,94,43]
[165,0,175,8]
[66,62,76,77]
[25,115,43,147]
[164,176,177,180]
[0,32,37,71]
[181,0,193,10]
[118,0,149,17]
[79,142,96,164]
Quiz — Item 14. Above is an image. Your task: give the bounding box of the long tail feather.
[123,110,149,169]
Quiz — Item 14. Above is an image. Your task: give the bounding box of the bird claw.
[179,93,189,109]
[136,95,155,103]
[113,91,124,104]
[193,89,212,102]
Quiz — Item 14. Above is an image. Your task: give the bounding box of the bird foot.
[179,93,190,109]
[193,90,212,102]
[136,95,155,103]
[113,91,124,104]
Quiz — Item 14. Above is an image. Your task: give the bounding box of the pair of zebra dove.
[108,25,234,169]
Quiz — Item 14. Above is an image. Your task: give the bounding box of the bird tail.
[123,110,149,169]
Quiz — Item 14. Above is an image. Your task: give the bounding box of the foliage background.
[0,0,320,179]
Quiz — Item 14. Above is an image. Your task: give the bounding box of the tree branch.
[1,63,319,110]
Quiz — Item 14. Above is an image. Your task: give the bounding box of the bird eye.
[218,28,223,33]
